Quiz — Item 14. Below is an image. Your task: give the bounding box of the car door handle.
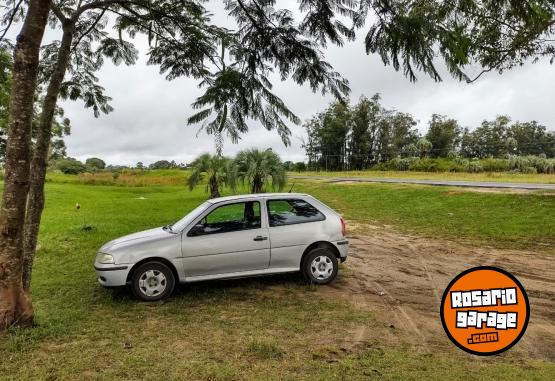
[253,236,268,241]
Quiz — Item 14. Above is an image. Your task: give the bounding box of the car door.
[266,198,326,269]
[181,200,270,278]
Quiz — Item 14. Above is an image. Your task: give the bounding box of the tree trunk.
[0,0,52,330]
[251,176,263,193]
[209,175,220,198]
[23,22,74,291]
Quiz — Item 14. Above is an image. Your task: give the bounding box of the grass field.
[297,180,555,250]
[0,174,554,379]
[293,170,555,184]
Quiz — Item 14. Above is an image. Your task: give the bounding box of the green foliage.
[233,149,287,193]
[53,158,87,174]
[294,162,307,172]
[304,95,554,171]
[186,153,233,198]
[416,138,432,158]
[480,158,508,172]
[304,100,351,170]
[376,155,555,174]
[305,95,419,170]
[85,157,106,171]
[360,0,555,83]
[426,114,462,157]
[149,160,172,170]
[507,155,555,174]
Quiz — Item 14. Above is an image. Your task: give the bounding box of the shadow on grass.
[103,272,307,303]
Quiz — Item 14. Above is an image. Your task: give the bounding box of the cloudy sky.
[38,5,555,166]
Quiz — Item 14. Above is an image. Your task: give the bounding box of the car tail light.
[340,217,346,237]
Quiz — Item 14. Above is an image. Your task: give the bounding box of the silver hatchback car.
[94,193,348,301]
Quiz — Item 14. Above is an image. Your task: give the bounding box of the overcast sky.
[33,6,555,166]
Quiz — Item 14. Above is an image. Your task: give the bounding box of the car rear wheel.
[131,261,175,301]
[302,247,338,285]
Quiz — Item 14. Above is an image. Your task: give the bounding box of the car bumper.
[94,263,130,287]
[334,239,348,262]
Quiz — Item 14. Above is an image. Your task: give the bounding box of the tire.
[302,247,339,285]
[131,261,175,301]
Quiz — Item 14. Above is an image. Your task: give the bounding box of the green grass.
[294,170,555,183]
[299,180,555,250]
[0,177,554,379]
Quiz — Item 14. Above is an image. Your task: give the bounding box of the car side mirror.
[189,223,205,236]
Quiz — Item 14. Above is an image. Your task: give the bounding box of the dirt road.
[324,225,555,361]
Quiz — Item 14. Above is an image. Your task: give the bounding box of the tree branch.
[73,0,134,20]
[70,8,106,53]
[0,0,24,42]
[50,3,68,23]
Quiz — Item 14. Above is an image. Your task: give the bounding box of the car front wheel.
[131,261,175,301]
[302,247,338,285]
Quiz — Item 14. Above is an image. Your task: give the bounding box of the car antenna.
[288,183,295,193]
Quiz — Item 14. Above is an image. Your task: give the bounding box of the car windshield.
[171,201,211,232]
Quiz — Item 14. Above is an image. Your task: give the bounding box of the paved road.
[290,175,555,190]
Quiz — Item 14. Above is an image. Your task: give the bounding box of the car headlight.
[96,253,114,264]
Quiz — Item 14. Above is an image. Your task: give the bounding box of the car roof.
[207,193,310,204]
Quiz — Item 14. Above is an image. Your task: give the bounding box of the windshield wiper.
[163,224,174,233]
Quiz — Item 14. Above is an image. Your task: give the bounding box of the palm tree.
[187,154,232,198]
[233,149,287,193]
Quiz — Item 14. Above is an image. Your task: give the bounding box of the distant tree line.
[304,95,555,171]
[48,157,192,175]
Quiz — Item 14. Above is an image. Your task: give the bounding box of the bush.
[480,158,508,172]
[522,166,538,174]
[389,157,414,171]
[149,160,172,169]
[506,155,555,174]
[294,162,307,172]
[409,158,440,172]
[85,157,106,171]
[464,160,483,173]
[54,159,86,174]
[373,154,554,174]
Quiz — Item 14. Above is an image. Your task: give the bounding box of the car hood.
[99,227,173,253]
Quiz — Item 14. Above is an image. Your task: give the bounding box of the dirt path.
[325,225,555,361]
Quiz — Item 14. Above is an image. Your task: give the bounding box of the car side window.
[188,201,261,236]
[267,199,325,227]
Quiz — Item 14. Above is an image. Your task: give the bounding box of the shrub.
[388,157,412,171]
[409,158,440,172]
[54,158,87,174]
[480,158,508,172]
[522,166,538,174]
[85,157,106,171]
[374,154,554,174]
[464,160,483,173]
[294,162,307,172]
[506,155,555,174]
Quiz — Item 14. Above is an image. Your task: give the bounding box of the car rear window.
[267,199,325,227]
